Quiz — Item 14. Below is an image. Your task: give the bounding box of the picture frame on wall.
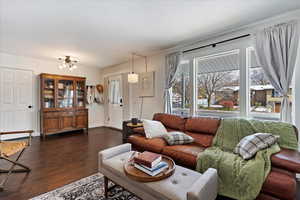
[138,71,155,97]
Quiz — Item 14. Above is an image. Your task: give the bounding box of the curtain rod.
[182,34,251,54]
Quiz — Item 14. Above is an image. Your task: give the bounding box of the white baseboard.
[89,122,104,128]
[1,133,33,140]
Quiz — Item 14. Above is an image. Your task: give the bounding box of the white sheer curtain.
[164,52,182,113]
[255,21,299,122]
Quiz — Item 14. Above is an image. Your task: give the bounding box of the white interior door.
[108,75,123,129]
[0,67,34,139]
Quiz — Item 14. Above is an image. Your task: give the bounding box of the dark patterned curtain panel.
[255,21,299,122]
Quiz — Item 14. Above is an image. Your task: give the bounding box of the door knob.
[28,105,33,108]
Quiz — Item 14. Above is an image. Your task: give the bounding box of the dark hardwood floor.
[0,127,299,200]
[0,127,122,200]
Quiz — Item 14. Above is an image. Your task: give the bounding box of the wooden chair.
[0,130,33,191]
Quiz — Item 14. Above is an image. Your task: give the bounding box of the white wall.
[100,53,166,122]
[99,9,300,136]
[0,52,103,137]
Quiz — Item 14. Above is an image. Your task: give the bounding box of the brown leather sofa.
[128,113,300,200]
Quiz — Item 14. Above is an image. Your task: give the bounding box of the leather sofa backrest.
[185,117,220,135]
[153,113,186,131]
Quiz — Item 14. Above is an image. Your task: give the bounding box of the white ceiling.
[1,0,300,68]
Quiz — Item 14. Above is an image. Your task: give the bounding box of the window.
[196,50,240,115]
[169,44,293,119]
[171,61,191,116]
[247,47,292,115]
[109,79,120,104]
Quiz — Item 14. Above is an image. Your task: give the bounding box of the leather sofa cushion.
[261,167,296,200]
[162,144,204,169]
[132,127,178,135]
[185,117,220,135]
[127,135,167,153]
[153,113,185,131]
[185,131,214,147]
[271,148,300,173]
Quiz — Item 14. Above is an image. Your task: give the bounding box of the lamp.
[58,56,78,71]
[128,53,139,83]
[128,73,138,83]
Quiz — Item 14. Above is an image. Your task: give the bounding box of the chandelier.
[58,56,78,71]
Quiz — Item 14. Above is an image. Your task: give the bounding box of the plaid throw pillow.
[163,131,194,145]
[234,133,279,160]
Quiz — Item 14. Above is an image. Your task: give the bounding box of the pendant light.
[128,53,139,83]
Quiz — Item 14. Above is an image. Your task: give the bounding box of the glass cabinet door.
[57,80,74,108]
[43,78,55,108]
[76,81,85,107]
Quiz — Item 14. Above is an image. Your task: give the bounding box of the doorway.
[0,67,34,139]
[107,75,123,129]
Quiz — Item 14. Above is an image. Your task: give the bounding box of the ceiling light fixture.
[58,56,79,71]
[128,53,139,83]
[127,53,148,83]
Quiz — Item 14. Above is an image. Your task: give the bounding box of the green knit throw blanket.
[196,118,298,200]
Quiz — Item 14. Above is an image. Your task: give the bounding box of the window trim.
[194,48,242,116]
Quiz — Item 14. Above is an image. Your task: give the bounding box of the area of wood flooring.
[0,127,122,200]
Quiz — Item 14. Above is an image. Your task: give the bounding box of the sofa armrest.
[98,143,132,171]
[187,168,218,200]
[132,127,145,135]
[271,148,300,173]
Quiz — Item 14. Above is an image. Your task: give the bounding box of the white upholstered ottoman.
[99,143,218,200]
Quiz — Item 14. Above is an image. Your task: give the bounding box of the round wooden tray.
[124,155,176,182]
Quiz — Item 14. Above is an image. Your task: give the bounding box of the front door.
[108,75,123,129]
[0,67,34,139]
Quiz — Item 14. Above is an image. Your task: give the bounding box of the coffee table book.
[124,154,175,182]
[134,161,168,176]
[133,151,162,168]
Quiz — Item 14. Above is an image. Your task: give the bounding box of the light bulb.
[128,73,139,83]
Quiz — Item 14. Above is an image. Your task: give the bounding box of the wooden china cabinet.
[40,73,88,139]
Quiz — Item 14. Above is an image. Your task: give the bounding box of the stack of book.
[133,151,168,176]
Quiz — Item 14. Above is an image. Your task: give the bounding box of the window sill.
[195,110,240,118]
[195,111,280,121]
[249,113,280,121]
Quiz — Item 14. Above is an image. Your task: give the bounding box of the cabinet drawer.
[43,112,61,118]
[60,112,75,117]
[43,118,60,133]
[76,110,88,116]
[43,111,74,118]
[61,116,75,130]
[76,114,88,128]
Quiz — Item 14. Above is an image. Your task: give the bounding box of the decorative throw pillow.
[234,133,279,160]
[143,119,168,139]
[163,131,194,145]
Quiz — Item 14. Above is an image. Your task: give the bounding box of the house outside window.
[247,47,292,116]
[196,50,240,115]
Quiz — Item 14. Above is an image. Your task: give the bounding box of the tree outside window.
[196,50,240,114]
